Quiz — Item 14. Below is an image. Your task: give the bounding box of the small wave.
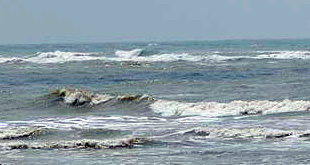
[48,88,310,117]
[1,137,152,150]
[182,127,310,139]
[114,49,205,62]
[25,51,102,63]
[0,127,44,140]
[150,99,310,117]
[2,50,310,64]
[0,57,24,64]
[115,49,144,59]
[49,88,154,106]
[205,51,310,61]
[113,50,310,62]
[0,51,104,64]
[3,116,167,132]
[256,51,310,59]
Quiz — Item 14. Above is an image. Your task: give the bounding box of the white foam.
[0,57,23,63]
[3,116,167,131]
[183,127,306,139]
[115,49,144,59]
[256,51,310,59]
[25,51,103,63]
[150,99,310,117]
[2,50,310,64]
[114,49,206,62]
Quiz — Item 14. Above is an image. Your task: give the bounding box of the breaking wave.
[46,88,310,118]
[256,51,310,59]
[180,127,310,139]
[114,49,205,62]
[1,50,310,64]
[0,51,103,64]
[150,99,310,117]
[1,137,152,150]
[0,57,24,64]
[49,88,154,106]
[0,127,44,140]
[113,50,310,62]
[25,51,102,63]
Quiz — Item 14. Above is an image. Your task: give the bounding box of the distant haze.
[1,0,310,44]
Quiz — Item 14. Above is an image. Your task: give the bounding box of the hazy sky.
[1,0,310,44]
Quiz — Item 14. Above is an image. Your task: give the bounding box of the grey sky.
[0,0,310,44]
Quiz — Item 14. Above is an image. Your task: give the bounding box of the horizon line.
[1,37,310,46]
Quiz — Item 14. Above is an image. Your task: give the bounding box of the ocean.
[1,39,310,164]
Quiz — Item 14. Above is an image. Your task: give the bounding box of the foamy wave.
[207,51,310,61]
[2,50,310,64]
[0,51,104,64]
[50,88,154,106]
[256,51,310,59]
[25,51,102,63]
[182,127,310,139]
[0,127,43,140]
[113,50,310,62]
[115,49,144,59]
[0,57,24,64]
[150,99,310,117]
[114,49,205,62]
[3,116,167,132]
[1,137,151,150]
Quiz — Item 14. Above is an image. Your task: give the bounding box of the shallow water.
[1,40,310,164]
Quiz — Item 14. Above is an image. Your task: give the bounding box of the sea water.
[1,40,310,164]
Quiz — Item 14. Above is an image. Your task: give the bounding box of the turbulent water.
[2,40,310,164]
